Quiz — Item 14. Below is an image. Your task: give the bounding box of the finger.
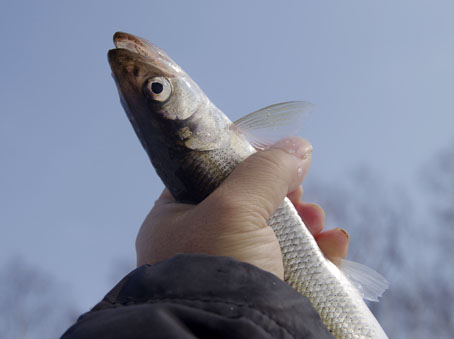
[287,185,303,205]
[315,228,349,259]
[294,202,325,235]
[210,137,313,222]
[287,187,325,235]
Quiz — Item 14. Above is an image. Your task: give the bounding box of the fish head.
[108,32,233,153]
[108,32,204,125]
[108,32,240,201]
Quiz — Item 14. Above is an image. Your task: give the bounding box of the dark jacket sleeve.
[61,254,333,339]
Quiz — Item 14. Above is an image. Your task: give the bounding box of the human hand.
[136,137,349,279]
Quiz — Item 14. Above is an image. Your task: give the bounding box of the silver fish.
[108,32,389,339]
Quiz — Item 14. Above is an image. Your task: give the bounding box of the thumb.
[208,137,313,224]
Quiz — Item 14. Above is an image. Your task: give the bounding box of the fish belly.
[269,199,388,339]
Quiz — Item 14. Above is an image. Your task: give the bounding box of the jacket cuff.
[64,254,332,339]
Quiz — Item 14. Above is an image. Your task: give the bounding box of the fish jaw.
[113,32,183,74]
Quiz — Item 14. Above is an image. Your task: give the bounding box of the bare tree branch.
[0,257,79,339]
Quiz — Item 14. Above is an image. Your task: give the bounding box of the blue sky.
[1,0,453,311]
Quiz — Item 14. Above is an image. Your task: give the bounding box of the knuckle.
[209,188,269,224]
[215,194,242,213]
[249,150,290,185]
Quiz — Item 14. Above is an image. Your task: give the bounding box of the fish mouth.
[113,32,161,58]
[109,32,182,74]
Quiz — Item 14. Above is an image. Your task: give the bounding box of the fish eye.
[151,82,163,94]
[144,76,171,102]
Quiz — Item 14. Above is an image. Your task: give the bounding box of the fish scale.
[108,31,389,338]
[269,199,380,338]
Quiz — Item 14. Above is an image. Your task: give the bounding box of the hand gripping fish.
[108,32,389,339]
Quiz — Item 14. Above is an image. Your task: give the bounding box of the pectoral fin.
[233,101,314,150]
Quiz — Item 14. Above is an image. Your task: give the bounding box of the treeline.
[305,140,453,338]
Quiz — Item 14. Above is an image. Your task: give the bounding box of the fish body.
[108,32,388,339]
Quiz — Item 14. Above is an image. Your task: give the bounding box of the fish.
[108,32,389,339]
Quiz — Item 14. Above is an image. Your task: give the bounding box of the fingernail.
[272,137,313,160]
[338,228,349,240]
